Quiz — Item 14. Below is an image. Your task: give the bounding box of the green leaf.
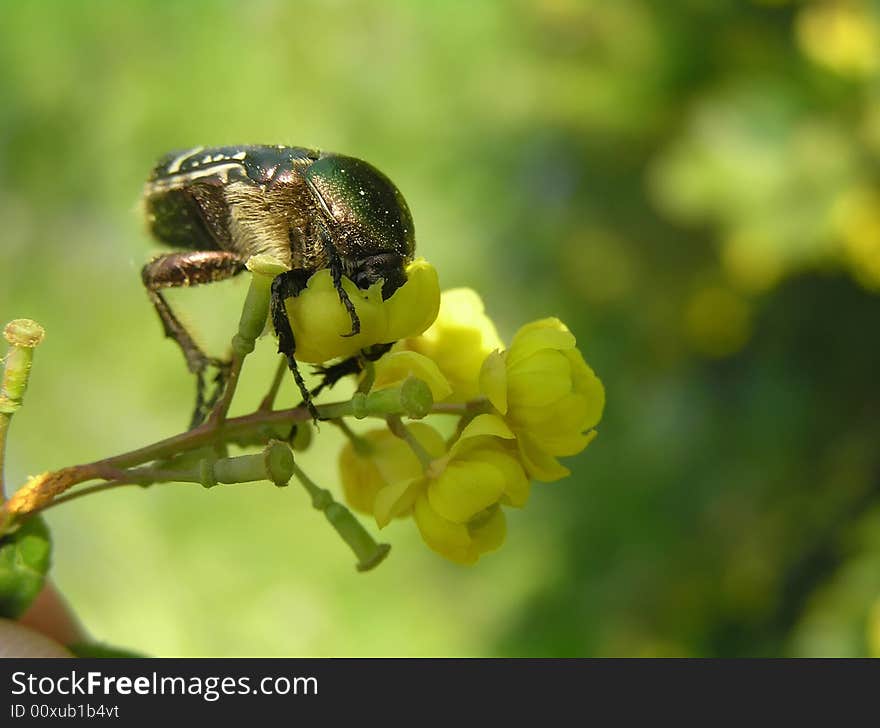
[69,642,148,658]
[0,516,52,619]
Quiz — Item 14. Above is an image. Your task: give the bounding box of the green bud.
[263,440,295,486]
[4,320,45,349]
[290,423,312,452]
[233,255,289,356]
[398,376,433,419]
[245,254,289,278]
[318,377,434,421]
[0,319,45,415]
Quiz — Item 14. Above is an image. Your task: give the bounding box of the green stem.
[357,358,375,394]
[29,442,294,515]
[431,398,488,416]
[207,353,244,428]
[259,356,289,411]
[38,479,170,511]
[290,460,390,572]
[334,419,373,456]
[2,387,490,526]
[208,255,286,428]
[386,415,433,469]
[0,385,418,524]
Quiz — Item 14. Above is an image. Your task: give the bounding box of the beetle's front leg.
[141,250,246,427]
[270,269,320,420]
[323,233,360,338]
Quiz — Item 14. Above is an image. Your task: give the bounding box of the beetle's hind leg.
[141,251,246,427]
[270,269,320,420]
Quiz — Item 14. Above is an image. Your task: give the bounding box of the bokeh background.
[2,0,880,657]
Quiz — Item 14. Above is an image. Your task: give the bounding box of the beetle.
[141,145,415,425]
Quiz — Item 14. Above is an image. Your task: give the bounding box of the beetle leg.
[310,342,393,397]
[141,251,246,427]
[331,261,361,338]
[309,358,362,397]
[322,234,360,338]
[270,269,320,420]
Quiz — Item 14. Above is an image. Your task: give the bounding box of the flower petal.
[506,349,573,408]
[478,448,531,508]
[371,350,453,402]
[374,477,423,528]
[468,506,507,556]
[506,318,576,367]
[516,434,572,482]
[514,393,596,456]
[565,349,606,430]
[398,287,502,403]
[432,288,502,349]
[479,350,508,414]
[459,413,516,442]
[427,457,506,523]
[338,440,384,515]
[414,493,477,564]
[383,259,441,341]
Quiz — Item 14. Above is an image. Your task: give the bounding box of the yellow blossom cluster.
[289,266,605,564]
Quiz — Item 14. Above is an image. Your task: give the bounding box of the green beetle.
[142,145,416,423]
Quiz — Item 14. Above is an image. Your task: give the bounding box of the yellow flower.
[338,423,445,517]
[285,258,440,363]
[395,288,502,401]
[480,317,604,482]
[425,414,530,521]
[414,496,506,566]
[376,414,528,564]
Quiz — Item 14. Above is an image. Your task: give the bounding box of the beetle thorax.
[225,179,329,270]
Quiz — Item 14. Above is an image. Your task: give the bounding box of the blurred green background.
[2,0,880,656]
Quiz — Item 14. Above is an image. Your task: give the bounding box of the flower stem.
[333,419,373,456]
[386,415,433,469]
[208,255,284,428]
[259,356,289,412]
[430,398,488,416]
[357,358,375,394]
[289,460,390,572]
